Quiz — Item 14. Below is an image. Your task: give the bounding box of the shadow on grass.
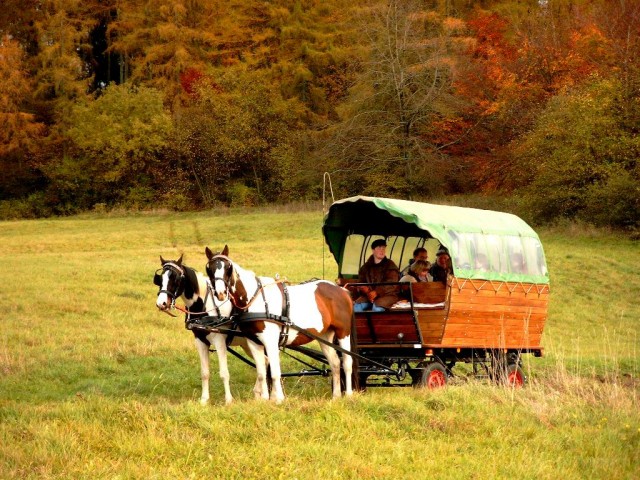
[1,349,335,404]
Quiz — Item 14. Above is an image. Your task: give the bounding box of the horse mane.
[182,265,200,299]
[231,260,256,282]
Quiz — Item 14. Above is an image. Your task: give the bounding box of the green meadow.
[1,206,638,479]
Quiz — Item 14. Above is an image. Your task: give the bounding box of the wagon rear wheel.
[504,364,526,387]
[414,362,447,389]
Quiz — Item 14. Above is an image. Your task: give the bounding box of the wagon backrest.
[411,282,447,304]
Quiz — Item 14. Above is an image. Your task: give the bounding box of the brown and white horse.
[204,245,354,404]
[154,255,255,405]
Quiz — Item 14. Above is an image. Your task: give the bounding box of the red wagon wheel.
[505,364,526,387]
[415,362,448,389]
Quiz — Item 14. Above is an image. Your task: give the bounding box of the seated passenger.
[475,253,489,272]
[510,253,526,274]
[354,239,400,312]
[400,247,430,276]
[429,247,452,284]
[399,259,432,283]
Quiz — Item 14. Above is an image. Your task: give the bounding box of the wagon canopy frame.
[322,196,549,284]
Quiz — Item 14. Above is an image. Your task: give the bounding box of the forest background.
[0,0,638,230]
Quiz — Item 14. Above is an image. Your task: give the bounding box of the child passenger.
[399,260,432,283]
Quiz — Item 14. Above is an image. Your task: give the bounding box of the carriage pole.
[349,311,361,392]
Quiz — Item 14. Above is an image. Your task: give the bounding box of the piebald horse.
[154,255,254,405]
[205,245,354,404]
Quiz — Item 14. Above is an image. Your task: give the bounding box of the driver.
[354,239,400,312]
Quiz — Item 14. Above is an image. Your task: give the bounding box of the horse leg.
[246,341,269,401]
[194,337,211,405]
[262,339,285,404]
[210,334,233,405]
[337,335,353,397]
[318,332,343,399]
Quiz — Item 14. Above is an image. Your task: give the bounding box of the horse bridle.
[206,254,270,311]
[206,254,289,316]
[154,262,186,307]
[205,254,235,302]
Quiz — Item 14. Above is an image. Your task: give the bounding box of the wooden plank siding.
[352,278,548,350]
[440,277,549,349]
[416,309,448,344]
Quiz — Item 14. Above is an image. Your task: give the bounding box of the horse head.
[154,254,186,311]
[204,245,238,303]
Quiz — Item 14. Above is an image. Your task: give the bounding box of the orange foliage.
[179,68,204,97]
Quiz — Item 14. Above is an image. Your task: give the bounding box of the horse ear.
[222,245,229,256]
[205,247,214,260]
[160,255,166,265]
[176,254,183,266]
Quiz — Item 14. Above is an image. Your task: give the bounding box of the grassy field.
[1,206,638,479]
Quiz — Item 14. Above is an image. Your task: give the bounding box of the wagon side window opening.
[521,236,547,277]
[339,234,437,279]
[341,234,365,278]
[386,236,404,267]
[340,234,399,277]
[506,236,527,274]
[448,232,544,278]
[506,235,550,276]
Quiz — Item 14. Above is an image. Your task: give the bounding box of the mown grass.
[1,206,639,479]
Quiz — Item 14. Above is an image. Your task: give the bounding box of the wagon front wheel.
[415,362,447,389]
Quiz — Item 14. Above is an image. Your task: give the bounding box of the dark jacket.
[355,256,400,308]
[429,263,452,284]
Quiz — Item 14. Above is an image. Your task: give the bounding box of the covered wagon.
[322,196,550,387]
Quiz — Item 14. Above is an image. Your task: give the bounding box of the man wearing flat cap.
[354,238,400,312]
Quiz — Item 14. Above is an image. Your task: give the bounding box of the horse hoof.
[199,398,209,406]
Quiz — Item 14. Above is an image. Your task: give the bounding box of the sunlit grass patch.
[0,209,638,479]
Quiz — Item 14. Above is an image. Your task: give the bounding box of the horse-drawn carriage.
[155,196,550,402]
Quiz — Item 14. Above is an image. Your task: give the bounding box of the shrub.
[582,170,640,230]
[226,182,259,207]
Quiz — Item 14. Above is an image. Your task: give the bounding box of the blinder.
[155,262,186,300]
[153,269,163,287]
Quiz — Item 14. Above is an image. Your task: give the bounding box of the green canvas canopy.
[322,196,549,284]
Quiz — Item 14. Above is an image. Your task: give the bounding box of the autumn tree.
[320,1,469,197]
[0,35,46,199]
[110,0,255,105]
[514,77,639,228]
[43,85,172,211]
[509,0,640,228]
[174,67,301,206]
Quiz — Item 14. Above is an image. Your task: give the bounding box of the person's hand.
[359,286,371,294]
[367,290,377,302]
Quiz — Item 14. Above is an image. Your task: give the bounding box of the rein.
[227,274,289,312]
[173,280,232,316]
[207,253,295,347]
[207,254,289,312]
